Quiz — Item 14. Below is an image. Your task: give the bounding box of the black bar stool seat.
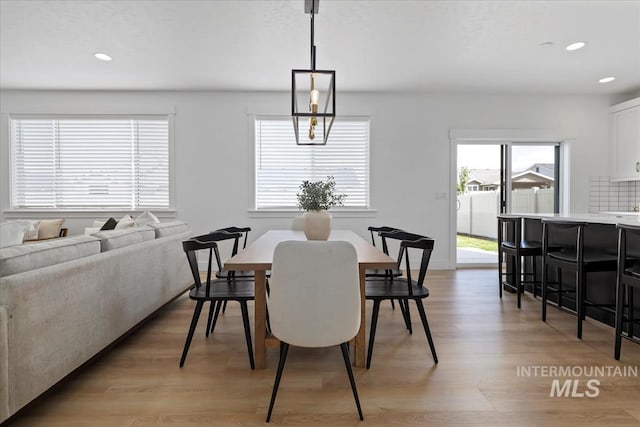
[542,220,618,339]
[547,249,618,268]
[501,239,542,253]
[498,215,543,309]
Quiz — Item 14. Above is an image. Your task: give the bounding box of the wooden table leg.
[354,266,366,368]
[254,270,267,369]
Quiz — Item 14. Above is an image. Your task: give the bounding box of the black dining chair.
[365,230,438,369]
[204,226,255,335]
[366,226,403,278]
[541,220,618,339]
[213,226,254,280]
[180,231,255,369]
[497,215,543,308]
[614,223,640,360]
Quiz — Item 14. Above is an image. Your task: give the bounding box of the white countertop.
[500,212,640,226]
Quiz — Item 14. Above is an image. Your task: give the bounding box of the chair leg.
[498,248,503,298]
[615,282,625,360]
[627,287,635,339]
[340,342,364,421]
[206,301,215,338]
[266,342,290,423]
[266,304,272,335]
[532,256,538,298]
[415,299,438,364]
[557,268,563,310]
[542,257,548,322]
[391,299,396,310]
[399,299,412,333]
[366,300,381,369]
[239,301,255,370]
[516,254,522,309]
[222,300,228,314]
[208,300,223,336]
[576,269,584,340]
[510,255,517,296]
[180,300,204,367]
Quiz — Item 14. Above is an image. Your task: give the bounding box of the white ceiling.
[1,0,639,94]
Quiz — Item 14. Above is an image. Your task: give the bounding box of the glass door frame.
[449,129,570,270]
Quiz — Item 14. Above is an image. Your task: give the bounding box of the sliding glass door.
[456,142,559,266]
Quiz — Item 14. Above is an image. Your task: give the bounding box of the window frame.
[5,113,176,214]
[251,115,373,214]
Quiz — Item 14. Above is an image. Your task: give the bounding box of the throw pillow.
[135,210,160,226]
[114,215,135,230]
[92,220,107,229]
[37,218,65,239]
[0,221,27,248]
[100,218,118,231]
[18,220,39,241]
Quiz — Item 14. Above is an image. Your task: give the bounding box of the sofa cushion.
[148,221,188,238]
[93,226,155,252]
[0,235,100,278]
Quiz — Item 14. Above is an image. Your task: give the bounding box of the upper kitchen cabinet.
[610,97,640,181]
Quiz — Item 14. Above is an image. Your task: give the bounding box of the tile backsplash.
[589,176,640,213]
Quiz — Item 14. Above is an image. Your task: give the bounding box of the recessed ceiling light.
[93,52,112,61]
[599,77,616,83]
[538,41,554,48]
[565,41,587,51]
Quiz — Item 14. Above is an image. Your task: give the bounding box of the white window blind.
[255,117,369,209]
[10,116,170,209]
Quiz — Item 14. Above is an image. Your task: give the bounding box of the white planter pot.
[303,210,332,240]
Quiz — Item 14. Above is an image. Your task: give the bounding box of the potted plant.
[297,176,345,240]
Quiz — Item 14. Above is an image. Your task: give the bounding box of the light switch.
[436,192,447,200]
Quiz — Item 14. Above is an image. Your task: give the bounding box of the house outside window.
[254,117,369,210]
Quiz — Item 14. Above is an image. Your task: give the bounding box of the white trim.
[510,170,555,181]
[610,97,640,113]
[3,209,177,219]
[449,128,565,143]
[1,105,177,116]
[168,114,176,211]
[248,208,377,219]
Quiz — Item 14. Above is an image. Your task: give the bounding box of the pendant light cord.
[310,0,316,71]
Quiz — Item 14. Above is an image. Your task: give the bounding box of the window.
[255,117,369,209]
[10,116,170,210]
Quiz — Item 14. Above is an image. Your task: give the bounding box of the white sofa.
[0,221,193,422]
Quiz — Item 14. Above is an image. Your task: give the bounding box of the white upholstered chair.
[266,240,363,422]
[290,216,305,231]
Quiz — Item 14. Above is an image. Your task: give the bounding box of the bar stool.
[541,220,618,339]
[498,215,543,308]
[614,223,640,360]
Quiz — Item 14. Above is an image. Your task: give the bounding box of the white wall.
[0,90,613,268]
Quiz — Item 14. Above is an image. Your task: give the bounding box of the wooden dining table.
[224,229,396,369]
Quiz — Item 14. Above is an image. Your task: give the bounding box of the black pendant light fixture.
[291,0,335,145]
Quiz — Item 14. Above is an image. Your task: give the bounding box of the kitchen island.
[501,212,639,328]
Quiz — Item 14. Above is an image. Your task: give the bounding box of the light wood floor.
[7,270,640,426]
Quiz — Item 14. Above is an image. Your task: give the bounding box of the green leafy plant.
[297,176,346,211]
[457,166,470,194]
